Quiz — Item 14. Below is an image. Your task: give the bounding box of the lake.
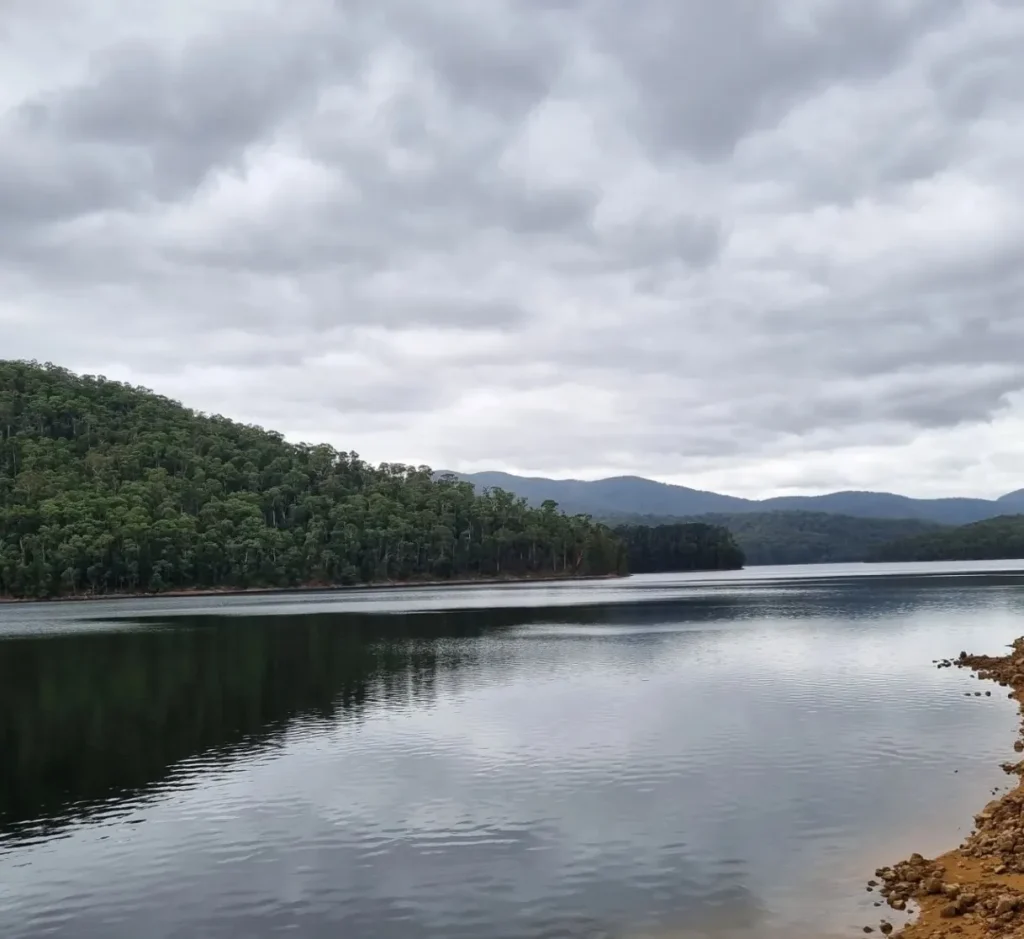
[3,561,1024,939]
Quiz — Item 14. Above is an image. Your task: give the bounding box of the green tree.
[0,361,630,599]
[612,522,744,573]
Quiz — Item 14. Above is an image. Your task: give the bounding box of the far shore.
[868,639,1024,937]
[0,571,630,605]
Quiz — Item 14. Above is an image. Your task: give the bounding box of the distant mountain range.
[442,471,1024,526]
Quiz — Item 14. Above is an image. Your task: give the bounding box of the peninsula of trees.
[0,362,742,600]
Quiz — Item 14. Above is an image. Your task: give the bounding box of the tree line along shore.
[3,360,1019,602]
[0,361,744,601]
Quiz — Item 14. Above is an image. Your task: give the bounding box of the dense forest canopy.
[0,361,634,599]
[680,512,942,566]
[612,522,744,573]
[605,511,944,566]
[867,515,1024,563]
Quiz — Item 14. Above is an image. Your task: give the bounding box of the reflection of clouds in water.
[311,604,1017,931]
[4,803,770,939]
[333,838,768,939]
[4,568,1024,938]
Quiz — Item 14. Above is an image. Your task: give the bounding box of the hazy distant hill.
[444,471,1014,526]
[443,471,748,517]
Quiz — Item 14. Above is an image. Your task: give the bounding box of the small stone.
[880,924,893,936]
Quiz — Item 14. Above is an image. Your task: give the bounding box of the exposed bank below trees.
[0,571,626,604]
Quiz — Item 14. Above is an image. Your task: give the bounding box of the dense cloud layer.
[3,0,1024,497]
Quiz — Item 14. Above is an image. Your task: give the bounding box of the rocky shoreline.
[865,639,1024,937]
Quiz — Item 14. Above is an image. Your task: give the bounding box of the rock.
[879,923,892,935]
[996,895,1018,914]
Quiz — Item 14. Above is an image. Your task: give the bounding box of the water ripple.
[2,567,1023,938]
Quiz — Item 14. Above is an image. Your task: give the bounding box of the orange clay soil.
[863,639,1024,938]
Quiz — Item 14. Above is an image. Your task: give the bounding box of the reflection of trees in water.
[0,612,496,842]
[2,573,1018,844]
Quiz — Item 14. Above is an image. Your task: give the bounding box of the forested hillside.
[601,511,943,566]
[612,522,745,573]
[867,515,1024,562]
[0,362,627,599]
[689,512,942,565]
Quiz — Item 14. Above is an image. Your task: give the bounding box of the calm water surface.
[3,561,1024,938]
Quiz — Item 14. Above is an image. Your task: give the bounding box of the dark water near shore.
[3,561,1024,938]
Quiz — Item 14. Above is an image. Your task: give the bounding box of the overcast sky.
[3,0,1024,499]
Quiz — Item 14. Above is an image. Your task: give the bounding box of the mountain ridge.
[440,470,1019,526]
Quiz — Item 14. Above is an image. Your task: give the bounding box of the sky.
[3,0,1024,500]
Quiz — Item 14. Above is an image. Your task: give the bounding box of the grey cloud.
[391,3,571,118]
[3,0,1024,496]
[929,31,1024,120]
[3,8,357,230]
[585,0,966,159]
[606,215,723,270]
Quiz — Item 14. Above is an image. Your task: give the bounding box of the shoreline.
[0,571,628,605]
[870,640,1024,937]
